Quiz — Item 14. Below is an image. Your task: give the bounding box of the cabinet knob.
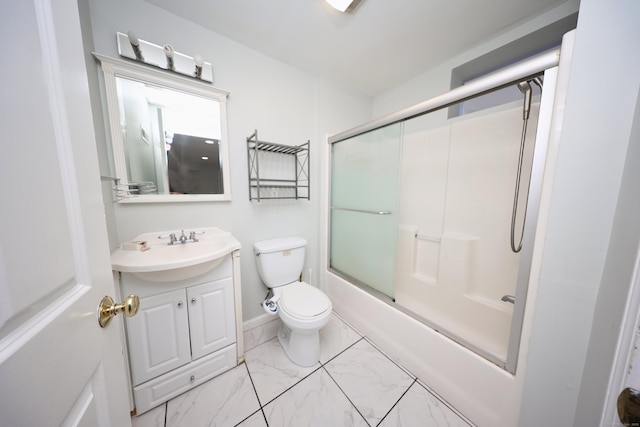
[190,375,195,382]
[177,301,183,307]
[191,298,197,304]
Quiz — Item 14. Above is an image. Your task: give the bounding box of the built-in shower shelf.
[247,129,310,201]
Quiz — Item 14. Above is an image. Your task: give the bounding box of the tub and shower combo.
[325,32,575,426]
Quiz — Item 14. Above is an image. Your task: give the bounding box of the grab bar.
[330,206,391,215]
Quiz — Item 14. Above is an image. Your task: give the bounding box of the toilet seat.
[280,282,331,320]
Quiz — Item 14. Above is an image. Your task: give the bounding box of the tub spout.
[501,295,516,304]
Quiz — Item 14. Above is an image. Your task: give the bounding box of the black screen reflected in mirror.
[167,134,223,194]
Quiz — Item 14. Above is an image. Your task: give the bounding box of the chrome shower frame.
[327,49,561,372]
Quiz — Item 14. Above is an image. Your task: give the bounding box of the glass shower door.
[329,123,403,299]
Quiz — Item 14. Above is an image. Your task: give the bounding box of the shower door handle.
[330,206,391,215]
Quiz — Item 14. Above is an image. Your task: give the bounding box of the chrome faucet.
[159,230,202,245]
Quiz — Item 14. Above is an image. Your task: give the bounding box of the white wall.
[519,0,640,424]
[372,0,579,121]
[579,86,640,426]
[82,0,371,322]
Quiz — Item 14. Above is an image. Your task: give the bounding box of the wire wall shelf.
[247,129,310,201]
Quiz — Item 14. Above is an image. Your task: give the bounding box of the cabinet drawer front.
[126,289,191,385]
[133,344,237,415]
[188,277,236,360]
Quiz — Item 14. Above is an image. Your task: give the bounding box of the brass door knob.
[98,294,140,328]
[618,387,640,426]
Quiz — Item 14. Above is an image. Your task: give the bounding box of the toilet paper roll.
[262,299,278,315]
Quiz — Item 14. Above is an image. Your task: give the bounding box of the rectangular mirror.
[94,53,231,202]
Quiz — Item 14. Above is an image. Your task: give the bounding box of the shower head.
[517,81,532,120]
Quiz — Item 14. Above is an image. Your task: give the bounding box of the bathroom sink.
[111,227,241,282]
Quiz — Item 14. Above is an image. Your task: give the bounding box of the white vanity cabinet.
[187,278,236,360]
[117,251,242,414]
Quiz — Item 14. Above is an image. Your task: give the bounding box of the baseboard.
[243,312,277,331]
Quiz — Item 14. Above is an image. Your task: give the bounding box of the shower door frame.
[327,49,560,372]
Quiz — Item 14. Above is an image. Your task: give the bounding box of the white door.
[603,249,640,427]
[0,1,131,426]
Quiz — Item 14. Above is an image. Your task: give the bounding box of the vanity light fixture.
[127,31,144,61]
[116,31,214,83]
[164,44,175,70]
[194,55,204,79]
[325,0,361,12]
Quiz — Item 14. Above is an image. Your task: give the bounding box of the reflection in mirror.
[94,53,231,202]
[116,77,223,194]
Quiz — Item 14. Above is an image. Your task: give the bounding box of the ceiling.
[145,0,571,97]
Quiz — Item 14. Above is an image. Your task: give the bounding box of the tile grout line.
[358,333,475,426]
[374,378,418,427]
[414,378,475,426]
[362,336,416,379]
[163,401,168,427]
[240,361,270,427]
[322,335,415,427]
[320,336,365,367]
[321,365,372,427]
[335,319,474,425]
[258,364,325,409]
[246,333,366,424]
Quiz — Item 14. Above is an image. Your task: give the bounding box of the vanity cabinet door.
[126,289,191,385]
[187,277,236,360]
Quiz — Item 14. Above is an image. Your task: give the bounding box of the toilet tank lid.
[254,237,306,254]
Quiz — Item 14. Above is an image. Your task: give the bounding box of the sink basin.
[111,227,241,282]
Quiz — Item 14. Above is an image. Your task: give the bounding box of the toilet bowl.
[274,281,332,366]
[254,237,332,367]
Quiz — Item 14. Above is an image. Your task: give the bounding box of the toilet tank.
[254,237,306,288]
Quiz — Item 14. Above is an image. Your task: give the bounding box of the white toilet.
[254,236,332,367]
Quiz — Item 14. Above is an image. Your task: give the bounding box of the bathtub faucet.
[501,295,516,304]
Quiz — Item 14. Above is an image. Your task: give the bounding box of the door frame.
[602,247,640,425]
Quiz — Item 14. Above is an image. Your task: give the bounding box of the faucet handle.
[189,231,198,242]
[157,232,179,245]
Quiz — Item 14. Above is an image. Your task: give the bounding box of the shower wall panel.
[394,103,539,358]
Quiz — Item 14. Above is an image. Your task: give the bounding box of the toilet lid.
[280,282,331,319]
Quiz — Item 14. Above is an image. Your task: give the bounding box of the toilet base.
[277,325,320,367]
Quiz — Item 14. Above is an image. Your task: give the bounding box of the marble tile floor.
[132,313,473,427]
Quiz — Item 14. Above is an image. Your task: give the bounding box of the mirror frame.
[94,53,231,203]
